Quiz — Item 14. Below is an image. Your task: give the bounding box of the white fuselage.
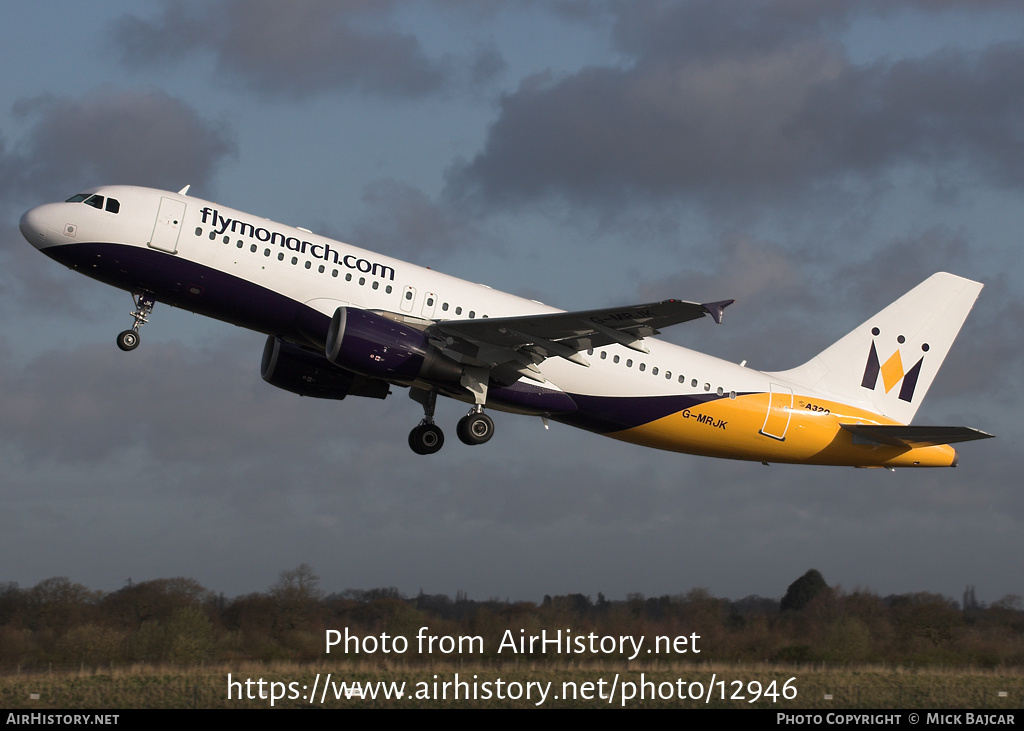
[20,185,970,467]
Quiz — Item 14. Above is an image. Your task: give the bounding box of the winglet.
[702,299,735,325]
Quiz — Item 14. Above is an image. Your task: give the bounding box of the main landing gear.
[456,407,494,446]
[116,293,155,352]
[408,390,495,455]
[409,422,445,455]
[408,388,444,455]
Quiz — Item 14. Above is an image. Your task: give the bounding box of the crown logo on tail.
[861,339,925,403]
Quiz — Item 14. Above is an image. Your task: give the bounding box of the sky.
[1,0,1022,606]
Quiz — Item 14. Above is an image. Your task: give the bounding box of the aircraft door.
[421,292,437,319]
[149,197,185,254]
[759,383,793,441]
[401,285,416,313]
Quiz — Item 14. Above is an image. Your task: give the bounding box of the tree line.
[0,567,1021,669]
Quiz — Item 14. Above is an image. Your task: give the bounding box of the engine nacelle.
[261,336,389,400]
[325,307,462,383]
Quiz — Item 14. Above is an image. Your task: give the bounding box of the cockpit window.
[65,193,119,213]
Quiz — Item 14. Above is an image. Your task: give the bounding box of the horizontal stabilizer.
[840,424,995,448]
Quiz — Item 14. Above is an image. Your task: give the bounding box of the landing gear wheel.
[117,293,155,352]
[457,412,494,446]
[409,423,444,455]
[116,330,140,352]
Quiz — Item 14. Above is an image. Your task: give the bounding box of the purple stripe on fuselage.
[41,241,733,434]
[42,241,314,341]
[551,392,728,434]
[486,384,729,434]
[488,380,578,414]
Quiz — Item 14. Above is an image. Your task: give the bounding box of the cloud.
[6,89,235,203]
[111,0,501,98]
[350,179,489,263]
[931,274,1024,404]
[0,90,235,319]
[447,3,1024,209]
[630,226,995,377]
[0,335,334,465]
[791,43,1024,188]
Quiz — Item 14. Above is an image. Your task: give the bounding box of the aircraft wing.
[427,298,732,380]
[840,424,995,447]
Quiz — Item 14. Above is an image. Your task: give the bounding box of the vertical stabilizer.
[771,273,982,424]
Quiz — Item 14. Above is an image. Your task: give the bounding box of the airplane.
[19,185,993,467]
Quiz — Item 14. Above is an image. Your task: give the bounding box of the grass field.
[1,661,1020,709]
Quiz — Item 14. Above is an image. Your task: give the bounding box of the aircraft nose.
[20,204,60,249]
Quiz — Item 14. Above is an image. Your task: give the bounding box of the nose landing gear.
[116,330,140,351]
[116,292,155,352]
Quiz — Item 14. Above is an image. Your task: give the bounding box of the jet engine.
[325,307,463,383]
[261,336,389,399]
